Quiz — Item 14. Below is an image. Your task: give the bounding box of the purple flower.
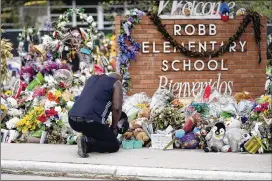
[128,17,134,23]
[44,21,52,32]
[241,116,248,124]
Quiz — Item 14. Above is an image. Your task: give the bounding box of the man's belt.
[69,116,94,123]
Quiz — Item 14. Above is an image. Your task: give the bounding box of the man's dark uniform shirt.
[69,74,117,124]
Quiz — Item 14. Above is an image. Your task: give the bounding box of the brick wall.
[115,16,267,98]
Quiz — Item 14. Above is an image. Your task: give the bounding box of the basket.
[151,134,173,150]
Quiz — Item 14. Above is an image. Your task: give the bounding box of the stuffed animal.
[221,117,248,152]
[123,131,133,140]
[182,113,202,133]
[219,0,230,22]
[204,122,226,152]
[234,92,252,103]
[130,120,142,129]
[133,128,150,144]
[138,108,150,118]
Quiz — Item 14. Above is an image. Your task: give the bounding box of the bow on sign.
[203,86,211,103]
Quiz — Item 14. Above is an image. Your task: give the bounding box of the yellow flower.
[22,128,28,134]
[4,90,12,96]
[136,104,147,109]
[1,104,6,110]
[55,90,62,98]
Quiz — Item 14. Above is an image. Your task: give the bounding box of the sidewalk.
[1,143,272,180]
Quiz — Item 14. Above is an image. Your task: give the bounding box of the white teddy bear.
[221,117,248,152]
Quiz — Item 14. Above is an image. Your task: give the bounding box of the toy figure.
[204,122,226,152]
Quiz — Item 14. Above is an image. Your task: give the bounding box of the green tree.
[235,0,272,21]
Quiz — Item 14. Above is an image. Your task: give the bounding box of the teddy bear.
[204,122,226,152]
[138,108,150,118]
[123,131,134,140]
[133,128,150,144]
[234,92,252,103]
[221,117,249,152]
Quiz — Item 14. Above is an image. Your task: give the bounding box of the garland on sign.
[117,8,263,93]
[147,9,263,63]
[116,9,145,94]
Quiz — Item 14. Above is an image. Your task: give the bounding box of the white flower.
[7,97,18,108]
[91,21,97,28]
[44,100,58,110]
[64,46,69,51]
[80,15,83,19]
[55,106,62,115]
[44,120,52,127]
[27,28,33,34]
[86,16,94,23]
[125,10,130,16]
[79,75,86,83]
[86,41,93,49]
[7,108,22,116]
[58,21,66,27]
[60,112,69,123]
[6,117,20,129]
[44,75,57,87]
[83,14,87,19]
[67,101,75,109]
[59,15,63,19]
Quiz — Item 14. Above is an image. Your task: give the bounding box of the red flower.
[37,114,47,123]
[45,108,58,117]
[59,82,66,88]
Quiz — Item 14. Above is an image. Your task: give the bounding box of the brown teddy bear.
[133,128,150,144]
[123,131,134,140]
[234,92,252,103]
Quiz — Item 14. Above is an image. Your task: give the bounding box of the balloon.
[175,129,185,139]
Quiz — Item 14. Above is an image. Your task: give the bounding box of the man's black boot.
[77,135,89,158]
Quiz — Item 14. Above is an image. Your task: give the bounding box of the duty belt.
[69,116,94,123]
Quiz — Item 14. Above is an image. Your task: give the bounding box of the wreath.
[117,8,263,94]
[52,8,97,46]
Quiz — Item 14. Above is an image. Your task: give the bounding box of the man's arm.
[111,80,123,128]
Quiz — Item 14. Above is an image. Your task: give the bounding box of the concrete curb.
[1,160,272,180]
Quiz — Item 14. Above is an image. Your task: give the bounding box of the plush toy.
[138,108,150,118]
[221,117,248,152]
[123,131,133,140]
[182,113,202,133]
[236,8,247,16]
[219,0,230,22]
[178,131,200,149]
[204,122,226,152]
[234,92,252,103]
[133,128,150,144]
[130,120,142,129]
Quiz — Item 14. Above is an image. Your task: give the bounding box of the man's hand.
[110,125,118,136]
